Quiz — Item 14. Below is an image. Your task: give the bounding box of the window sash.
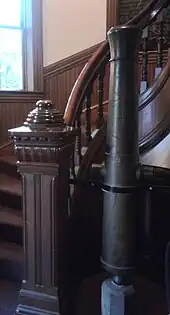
[0,0,24,91]
[0,0,43,92]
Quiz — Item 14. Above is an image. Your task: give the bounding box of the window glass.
[0,29,23,90]
[0,0,21,27]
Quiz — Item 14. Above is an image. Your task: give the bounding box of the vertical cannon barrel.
[101,25,141,285]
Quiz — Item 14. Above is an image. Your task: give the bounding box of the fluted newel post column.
[9,100,78,315]
[101,26,141,314]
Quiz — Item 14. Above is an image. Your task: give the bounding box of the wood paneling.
[43,43,101,113]
[0,91,44,146]
[43,0,119,111]
[119,0,148,24]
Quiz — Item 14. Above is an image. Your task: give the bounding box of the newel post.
[9,100,78,315]
[101,26,141,314]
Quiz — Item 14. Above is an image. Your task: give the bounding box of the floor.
[75,274,168,315]
[0,281,19,315]
[0,276,168,315]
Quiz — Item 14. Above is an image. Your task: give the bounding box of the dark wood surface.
[0,91,44,146]
[8,100,79,315]
[0,281,20,315]
[44,43,101,113]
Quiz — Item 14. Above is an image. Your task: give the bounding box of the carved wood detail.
[9,101,78,315]
[0,91,44,146]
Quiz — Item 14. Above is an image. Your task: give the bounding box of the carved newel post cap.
[24,100,65,129]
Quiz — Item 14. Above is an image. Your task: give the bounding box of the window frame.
[28,0,43,92]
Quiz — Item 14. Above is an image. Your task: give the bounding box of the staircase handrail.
[64,0,170,126]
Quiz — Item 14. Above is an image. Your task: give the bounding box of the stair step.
[0,155,19,179]
[0,241,23,281]
[0,173,21,209]
[0,241,23,262]
[0,206,23,227]
[0,155,17,165]
[0,173,21,196]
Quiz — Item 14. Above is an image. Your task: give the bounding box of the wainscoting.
[43,43,101,113]
[0,91,44,146]
[0,46,166,147]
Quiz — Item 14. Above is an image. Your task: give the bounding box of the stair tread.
[0,206,23,227]
[0,155,17,165]
[0,173,21,196]
[0,241,23,262]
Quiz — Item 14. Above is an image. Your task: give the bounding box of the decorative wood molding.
[9,102,78,315]
[0,91,44,103]
[44,42,102,79]
[0,91,44,146]
[107,0,120,30]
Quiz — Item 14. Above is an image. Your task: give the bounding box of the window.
[0,0,43,91]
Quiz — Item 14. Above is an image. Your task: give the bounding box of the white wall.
[43,0,107,66]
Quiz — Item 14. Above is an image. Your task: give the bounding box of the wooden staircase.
[0,154,23,282]
[0,147,95,283]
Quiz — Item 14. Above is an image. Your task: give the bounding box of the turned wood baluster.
[85,85,93,144]
[140,26,148,93]
[76,114,82,165]
[71,121,77,178]
[97,65,105,129]
[155,12,164,78]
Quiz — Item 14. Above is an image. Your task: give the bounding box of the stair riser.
[0,260,23,282]
[0,225,22,245]
[0,191,21,209]
[0,162,20,179]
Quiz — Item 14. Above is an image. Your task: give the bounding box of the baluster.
[85,85,93,145]
[140,26,148,93]
[71,121,76,178]
[97,65,105,129]
[71,112,82,171]
[155,11,164,78]
[76,115,82,165]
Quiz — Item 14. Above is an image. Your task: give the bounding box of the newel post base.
[9,100,78,315]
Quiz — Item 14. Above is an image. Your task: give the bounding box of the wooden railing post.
[9,100,78,315]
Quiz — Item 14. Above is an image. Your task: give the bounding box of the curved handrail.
[139,53,170,109]
[64,0,169,126]
[81,56,170,114]
[76,55,170,181]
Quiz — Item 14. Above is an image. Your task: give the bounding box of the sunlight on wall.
[43,0,106,66]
